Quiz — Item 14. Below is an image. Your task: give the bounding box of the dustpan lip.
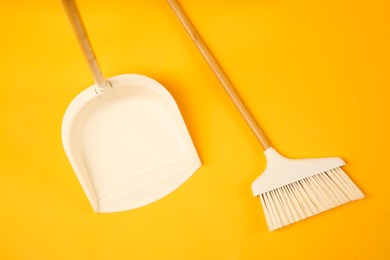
[62,74,201,212]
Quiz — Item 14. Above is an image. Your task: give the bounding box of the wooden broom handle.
[167,0,271,150]
[61,0,108,90]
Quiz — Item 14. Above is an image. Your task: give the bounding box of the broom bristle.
[259,167,364,231]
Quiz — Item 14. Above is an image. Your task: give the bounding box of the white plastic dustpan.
[62,74,201,212]
[61,0,201,212]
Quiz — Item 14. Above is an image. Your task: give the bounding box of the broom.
[167,0,364,231]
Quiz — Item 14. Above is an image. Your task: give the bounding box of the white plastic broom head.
[252,148,364,231]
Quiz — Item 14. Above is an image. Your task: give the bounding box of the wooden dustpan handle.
[61,0,108,92]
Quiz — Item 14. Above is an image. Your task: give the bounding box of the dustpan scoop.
[61,0,201,212]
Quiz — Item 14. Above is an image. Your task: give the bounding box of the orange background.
[1,0,389,259]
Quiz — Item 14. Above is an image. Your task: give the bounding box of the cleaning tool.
[167,0,364,230]
[61,0,201,213]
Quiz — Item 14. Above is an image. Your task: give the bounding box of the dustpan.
[61,0,201,212]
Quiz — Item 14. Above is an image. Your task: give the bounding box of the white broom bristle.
[259,167,364,231]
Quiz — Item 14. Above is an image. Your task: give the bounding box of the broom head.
[252,148,364,231]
